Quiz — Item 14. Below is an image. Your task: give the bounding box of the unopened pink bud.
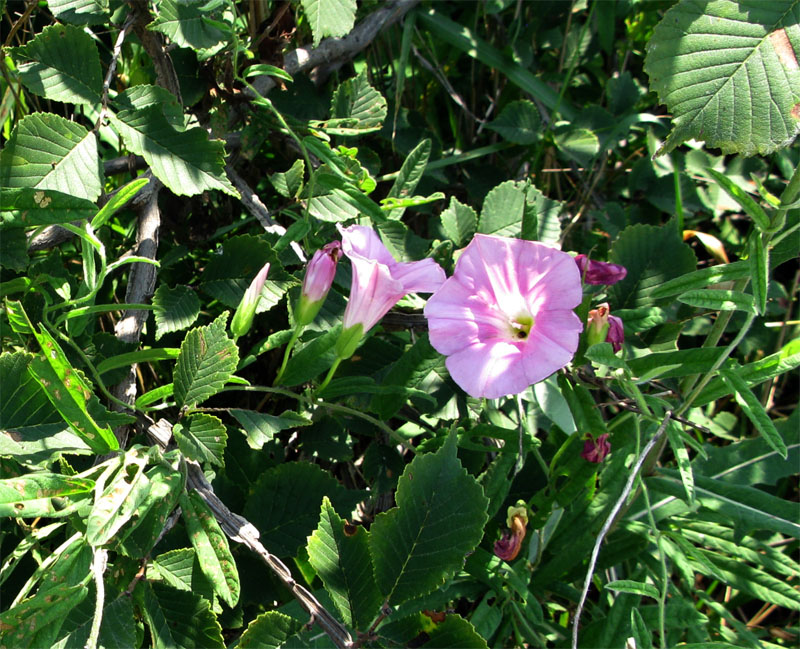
[296,242,341,327]
[575,254,627,285]
[231,262,270,338]
[606,314,624,352]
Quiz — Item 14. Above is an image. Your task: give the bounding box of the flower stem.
[317,357,342,394]
[274,327,302,385]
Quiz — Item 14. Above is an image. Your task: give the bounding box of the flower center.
[507,313,534,341]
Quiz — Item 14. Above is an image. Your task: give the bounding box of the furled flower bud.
[230,262,270,338]
[581,433,611,463]
[295,241,341,327]
[575,254,627,285]
[493,502,528,561]
[586,303,624,352]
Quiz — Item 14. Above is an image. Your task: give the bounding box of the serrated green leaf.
[0,472,93,518]
[314,172,386,222]
[749,234,769,315]
[148,0,230,51]
[10,24,102,106]
[478,180,527,238]
[173,413,227,466]
[86,447,150,546]
[47,0,109,25]
[142,581,224,649]
[307,496,382,628]
[153,285,201,340]
[108,106,238,198]
[645,0,800,156]
[270,159,305,198]
[614,306,668,332]
[0,188,97,228]
[677,288,756,313]
[230,409,312,450]
[147,548,215,605]
[51,594,134,649]
[719,368,787,458]
[329,69,387,135]
[608,223,697,309]
[487,99,542,144]
[179,490,239,608]
[301,0,357,46]
[173,313,239,410]
[0,113,102,202]
[370,433,489,605]
[238,611,303,649]
[0,582,88,649]
[244,462,364,557]
[440,196,477,247]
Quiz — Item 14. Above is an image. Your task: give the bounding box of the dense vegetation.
[1,1,798,648]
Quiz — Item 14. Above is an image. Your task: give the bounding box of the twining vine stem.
[571,411,672,649]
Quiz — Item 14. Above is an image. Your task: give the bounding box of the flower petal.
[445,340,529,399]
[342,257,405,332]
[391,258,446,293]
[338,224,396,267]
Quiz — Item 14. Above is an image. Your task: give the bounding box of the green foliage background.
[0,1,798,648]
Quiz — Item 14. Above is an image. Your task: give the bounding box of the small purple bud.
[606,314,624,353]
[581,433,611,463]
[575,254,628,285]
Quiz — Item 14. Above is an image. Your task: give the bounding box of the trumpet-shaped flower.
[336,225,446,359]
[574,254,627,285]
[296,241,341,327]
[424,234,583,399]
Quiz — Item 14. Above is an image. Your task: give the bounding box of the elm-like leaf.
[369,432,489,605]
[307,496,382,629]
[173,313,239,410]
[645,0,800,156]
[0,113,103,202]
[10,24,102,106]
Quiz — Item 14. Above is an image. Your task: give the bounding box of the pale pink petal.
[338,224,396,267]
[446,340,529,399]
[391,258,446,293]
[342,257,405,332]
[521,250,583,312]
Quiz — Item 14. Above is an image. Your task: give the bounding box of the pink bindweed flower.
[296,241,341,327]
[574,254,627,285]
[586,303,624,352]
[423,234,583,399]
[336,225,446,359]
[230,261,270,338]
[581,432,611,463]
